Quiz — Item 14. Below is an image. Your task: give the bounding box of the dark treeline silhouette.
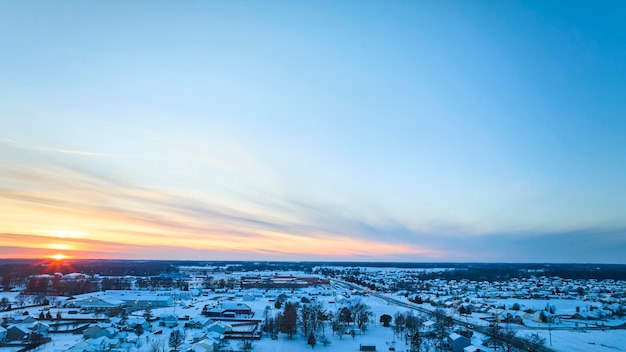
[0,259,178,292]
[2,260,626,294]
[314,263,626,281]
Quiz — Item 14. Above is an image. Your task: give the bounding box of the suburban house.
[124,317,151,332]
[5,324,48,342]
[71,336,119,351]
[190,336,220,352]
[83,324,117,339]
[533,311,561,324]
[203,302,252,318]
[447,333,471,352]
[159,314,179,328]
[185,317,215,329]
[206,321,232,335]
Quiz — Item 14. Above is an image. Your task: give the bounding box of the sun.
[50,253,67,260]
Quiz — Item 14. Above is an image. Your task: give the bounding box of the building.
[83,324,117,339]
[203,302,252,318]
[240,275,330,289]
[159,314,179,328]
[65,291,174,312]
[448,333,471,352]
[63,296,125,313]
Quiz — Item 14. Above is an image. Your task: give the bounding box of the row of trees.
[20,275,187,298]
[135,277,188,291]
[202,276,239,290]
[0,260,182,291]
[262,299,373,348]
[23,276,99,297]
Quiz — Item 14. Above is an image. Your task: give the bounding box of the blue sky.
[1,1,625,262]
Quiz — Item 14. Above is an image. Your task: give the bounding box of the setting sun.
[50,253,67,260]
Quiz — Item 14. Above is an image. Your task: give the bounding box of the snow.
[1,269,625,352]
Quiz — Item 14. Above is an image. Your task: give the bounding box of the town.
[0,260,625,352]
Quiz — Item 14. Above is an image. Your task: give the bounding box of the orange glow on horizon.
[49,253,68,260]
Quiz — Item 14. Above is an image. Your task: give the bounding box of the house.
[25,321,49,336]
[125,317,151,332]
[86,336,120,350]
[190,336,220,351]
[463,345,483,352]
[448,333,471,352]
[6,325,31,341]
[190,331,207,343]
[185,318,214,329]
[159,314,179,328]
[504,311,526,325]
[0,326,7,343]
[206,321,232,335]
[83,324,117,339]
[203,302,252,318]
[533,311,561,324]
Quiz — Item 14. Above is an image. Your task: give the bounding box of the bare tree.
[498,324,518,352]
[168,329,185,351]
[433,308,451,350]
[393,312,406,341]
[405,312,426,352]
[16,292,28,309]
[522,333,547,352]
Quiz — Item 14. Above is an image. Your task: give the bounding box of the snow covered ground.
[1,271,625,352]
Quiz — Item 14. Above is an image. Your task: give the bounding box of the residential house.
[185,318,214,329]
[447,333,471,352]
[159,314,179,328]
[206,321,232,335]
[190,331,207,343]
[86,336,120,350]
[533,311,561,324]
[203,302,252,318]
[125,317,151,332]
[6,325,31,341]
[83,324,117,339]
[189,337,220,352]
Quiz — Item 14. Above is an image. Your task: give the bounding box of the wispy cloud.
[2,139,625,262]
[0,142,437,260]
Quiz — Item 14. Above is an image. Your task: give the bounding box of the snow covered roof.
[220,302,250,310]
[449,332,464,341]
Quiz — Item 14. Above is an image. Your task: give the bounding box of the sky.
[1,1,625,263]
